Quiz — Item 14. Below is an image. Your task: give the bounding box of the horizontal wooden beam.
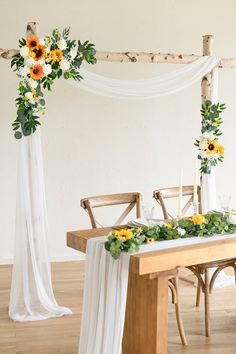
[96,50,234,68]
[0,47,233,68]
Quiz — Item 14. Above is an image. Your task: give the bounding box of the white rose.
[27,78,38,89]
[39,38,45,46]
[37,59,45,66]
[177,227,186,237]
[202,132,210,139]
[228,212,236,224]
[60,59,70,71]
[25,57,35,66]
[58,39,67,50]
[19,66,29,77]
[208,132,215,140]
[199,139,208,150]
[70,48,77,59]
[43,64,52,75]
[25,92,35,104]
[20,46,29,58]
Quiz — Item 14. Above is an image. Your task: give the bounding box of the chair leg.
[204,269,210,337]
[171,278,188,346]
[196,279,201,307]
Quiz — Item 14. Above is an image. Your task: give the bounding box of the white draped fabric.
[9,130,72,321]
[69,56,220,99]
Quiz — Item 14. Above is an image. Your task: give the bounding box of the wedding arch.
[0,22,234,322]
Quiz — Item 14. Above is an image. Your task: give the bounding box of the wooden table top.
[67,227,236,275]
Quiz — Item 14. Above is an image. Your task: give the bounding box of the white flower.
[199,150,207,159]
[228,212,236,224]
[20,46,29,58]
[208,132,215,140]
[42,64,52,75]
[39,38,45,46]
[70,48,77,59]
[27,78,38,89]
[202,132,210,139]
[60,59,70,71]
[25,57,35,67]
[177,227,186,237]
[25,92,35,105]
[199,138,208,150]
[37,59,45,66]
[19,66,29,77]
[58,39,67,50]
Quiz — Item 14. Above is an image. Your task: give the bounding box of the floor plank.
[0,262,236,354]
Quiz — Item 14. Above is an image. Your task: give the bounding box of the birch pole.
[201,35,214,102]
[26,22,37,37]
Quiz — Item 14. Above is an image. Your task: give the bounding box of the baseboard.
[0,253,86,265]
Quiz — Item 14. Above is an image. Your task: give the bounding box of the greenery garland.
[105,213,236,259]
[195,101,226,174]
[11,28,96,139]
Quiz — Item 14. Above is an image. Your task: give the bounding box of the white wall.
[0,0,236,263]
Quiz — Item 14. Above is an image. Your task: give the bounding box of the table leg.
[122,270,169,354]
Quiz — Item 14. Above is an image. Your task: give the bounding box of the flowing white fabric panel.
[79,233,236,354]
[68,56,220,99]
[9,130,72,321]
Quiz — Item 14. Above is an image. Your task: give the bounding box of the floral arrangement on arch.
[105,212,236,259]
[195,100,226,174]
[11,28,96,139]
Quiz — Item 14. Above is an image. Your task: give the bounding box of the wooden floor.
[1,262,236,354]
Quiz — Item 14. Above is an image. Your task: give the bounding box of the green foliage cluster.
[105,213,236,260]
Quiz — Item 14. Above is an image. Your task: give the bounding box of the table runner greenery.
[105,212,236,259]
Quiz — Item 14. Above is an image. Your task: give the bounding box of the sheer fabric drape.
[9,130,72,321]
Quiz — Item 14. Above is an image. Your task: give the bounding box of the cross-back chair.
[153,185,236,337]
[80,192,141,228]
[81,191,187,345]
[153,185,202,220]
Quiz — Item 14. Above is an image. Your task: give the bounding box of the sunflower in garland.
[29,65,44,80]
[30,45,46,61]
[49,49,63,63]
[206,140,219,155]
[26,35,39,49]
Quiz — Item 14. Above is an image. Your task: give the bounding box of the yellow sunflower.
[206,140,219,155]
[137,227,143,234]
[218,144,224,156]
[190,214,206,225]
[147,237,154,245]
[49,49,63,63]
[167,223,173,229]
[115,229,134,241]
[30,45,46,61]
[26,35,39,49]
[29,65,44,80]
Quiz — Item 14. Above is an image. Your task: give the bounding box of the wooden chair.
[81,192,187,346]
[153,185,236,337]
[80,192,141,228]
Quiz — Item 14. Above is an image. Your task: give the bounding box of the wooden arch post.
[201,35,214,102]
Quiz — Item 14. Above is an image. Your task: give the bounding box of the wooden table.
[67,227,236,354]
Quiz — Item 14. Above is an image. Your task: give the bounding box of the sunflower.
[30,45,46,61]
[29,65,44,80]
[147,237,154,245]
[167,223,173,229]
[115,229,134,241]
[218,144,224,156]
[137,227,143,234]
[26,35,39,49]
[190,214,206,225]
[206,140,219,155]
[49,49,63,63]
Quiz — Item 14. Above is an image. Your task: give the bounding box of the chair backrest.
[153,185,202,220]
[81,192,142,228]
